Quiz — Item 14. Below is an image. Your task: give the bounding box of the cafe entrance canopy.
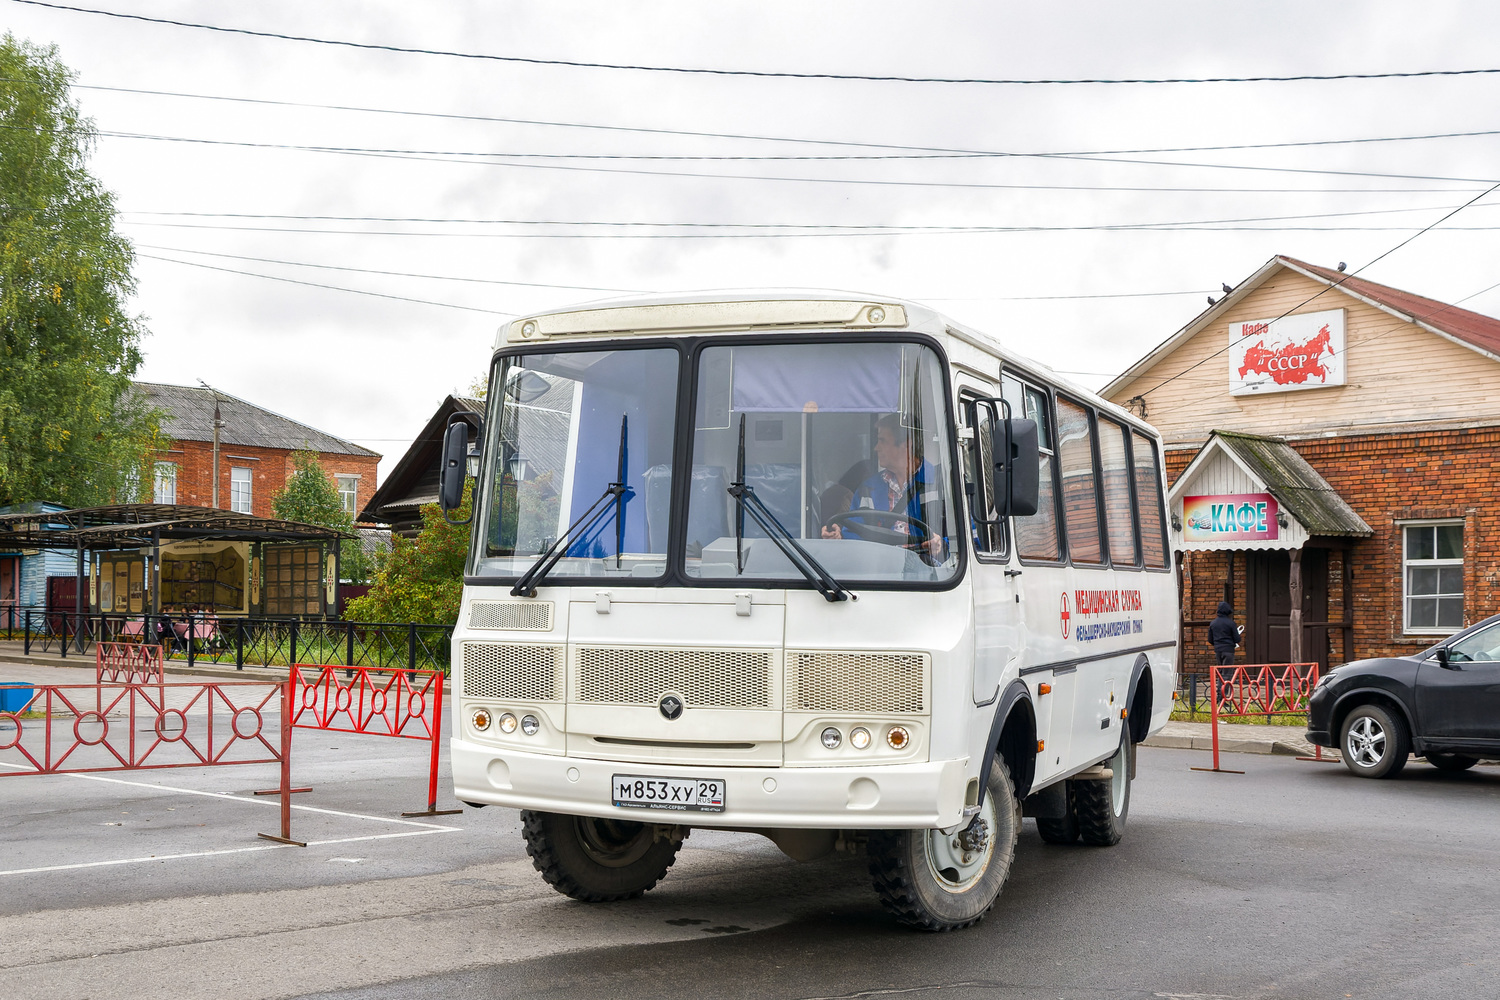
[0,504,354,619]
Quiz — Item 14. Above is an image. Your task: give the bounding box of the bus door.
[958,381,1021,705]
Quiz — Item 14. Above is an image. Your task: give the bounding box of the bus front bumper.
[452,738,971,830]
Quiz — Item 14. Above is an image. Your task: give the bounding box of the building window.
[230,466,253,513]
[153,462,178,504]
[337,475,359,514]
[1402,521,1463,633]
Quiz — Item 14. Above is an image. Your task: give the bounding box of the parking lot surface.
[2,717,1498,1000]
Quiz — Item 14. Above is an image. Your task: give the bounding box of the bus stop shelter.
[0,504,352,621]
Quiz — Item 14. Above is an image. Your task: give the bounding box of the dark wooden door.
[1245,550,1328,667]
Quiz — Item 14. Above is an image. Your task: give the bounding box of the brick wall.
[1168,426,1500,667]
[150,442,379,519]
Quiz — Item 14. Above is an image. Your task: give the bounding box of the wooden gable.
[1105,266,1500,447]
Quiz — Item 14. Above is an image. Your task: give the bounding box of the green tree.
[343,485,471,625]
[271,449,371,584]
[0,35,160,506]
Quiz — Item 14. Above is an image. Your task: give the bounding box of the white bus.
[440,293,1178,931]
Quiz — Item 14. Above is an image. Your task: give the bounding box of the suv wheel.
[1339,704,1410,779]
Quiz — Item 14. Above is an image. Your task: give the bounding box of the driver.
[821,413,944,557]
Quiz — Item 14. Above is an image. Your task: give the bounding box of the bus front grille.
[785,650,928,713]
[468,601,554,631]
[572,645,773,708]
[462,642,564,702]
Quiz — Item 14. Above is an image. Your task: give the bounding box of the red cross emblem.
[1060,592,1071,640]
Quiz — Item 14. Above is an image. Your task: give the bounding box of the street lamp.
[198,379,226,508]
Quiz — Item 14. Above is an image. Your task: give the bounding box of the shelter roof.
[0,504,353,550]
[135,382,379,457]
[1175,432,1373,538]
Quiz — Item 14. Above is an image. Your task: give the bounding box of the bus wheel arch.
[979,680,1037,805]
[1127,654,1154,746]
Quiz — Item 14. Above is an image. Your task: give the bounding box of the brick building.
[1102,256,1500,675]
[134,382,380,520]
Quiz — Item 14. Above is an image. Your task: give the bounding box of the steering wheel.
[826,507,941,551]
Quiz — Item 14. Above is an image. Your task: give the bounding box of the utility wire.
[138,252,515,315]
[136,243,1225,302]
[9,124,1495,188]
[34,78,1500,174]
[13,1,1500,87]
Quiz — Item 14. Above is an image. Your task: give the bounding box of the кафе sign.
[1182,493,1280,543]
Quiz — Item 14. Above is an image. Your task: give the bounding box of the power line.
[137,252,514,315]
[14,0,1500,87]
[43,125,1498,189]
[138,244,1230,302]
[109,202,1489,233]
[37,78,1500,176]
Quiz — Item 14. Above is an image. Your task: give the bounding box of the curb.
[0,654,287,683]
[1143,732,1312,756]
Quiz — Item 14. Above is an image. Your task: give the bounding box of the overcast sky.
[9,1,1500,480]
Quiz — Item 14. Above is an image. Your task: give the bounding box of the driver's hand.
[821,524,843,540]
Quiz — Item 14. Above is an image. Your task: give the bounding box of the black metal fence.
[0,606,453,674]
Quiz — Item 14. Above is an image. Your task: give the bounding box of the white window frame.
[153,462,178,505]
[230,466,253,514]
[1399,519,1464,635]
[337,475,359,514]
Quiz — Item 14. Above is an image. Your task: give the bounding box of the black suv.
[1307,612,1500,778]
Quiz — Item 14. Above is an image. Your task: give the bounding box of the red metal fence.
[1194,662,1321,773]
[277,664,458,817]
[95,641,163,687]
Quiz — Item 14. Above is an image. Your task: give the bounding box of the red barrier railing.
[259,665,458,817]
[95,641,164,687]
[1192,662,1321,774]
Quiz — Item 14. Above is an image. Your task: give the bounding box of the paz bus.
[438,292,1179,931]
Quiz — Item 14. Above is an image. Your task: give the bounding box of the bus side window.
[1099,417,1138,566]
[1055,396,1104,564]
[1131,431,1170,568]
[1006,379,1062,562]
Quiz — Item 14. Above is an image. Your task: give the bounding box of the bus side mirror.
[440,421,470,513]
[993,418,1040,517]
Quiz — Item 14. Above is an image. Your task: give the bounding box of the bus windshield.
[473,338,960,587]
[685,340,959,586]
[476,346,680,579]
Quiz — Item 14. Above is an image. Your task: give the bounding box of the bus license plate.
[612,775,726,813]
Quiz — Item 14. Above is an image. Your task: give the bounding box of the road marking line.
[0,826,458,877]
[0,763,460,831]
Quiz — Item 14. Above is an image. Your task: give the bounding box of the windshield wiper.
[726,414,851,603]
[511,415,632,597]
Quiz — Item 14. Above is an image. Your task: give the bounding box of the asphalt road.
[2,730,1498,1000]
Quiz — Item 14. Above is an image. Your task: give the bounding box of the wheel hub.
[956,815,990,854]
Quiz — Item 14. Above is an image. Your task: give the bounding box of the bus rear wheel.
[521,811,684,902]
[867,757,1019,931]
[1075,728,1132,846]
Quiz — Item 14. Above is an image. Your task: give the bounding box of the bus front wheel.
[521,811,684,902]
[867,757,1020,931]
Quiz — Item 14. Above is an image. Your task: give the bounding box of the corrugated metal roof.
[135,382,379,457]
[1213,431,1373,537]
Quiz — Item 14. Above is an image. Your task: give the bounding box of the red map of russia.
[1237,323,1335,385]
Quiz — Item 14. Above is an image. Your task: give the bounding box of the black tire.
[521,811,683,902]
[1339,703,1410,779]
[1035,782,1080,845]
[868,757,1020,932]
[1076,729,1132,847]
[1427,752,1479,772]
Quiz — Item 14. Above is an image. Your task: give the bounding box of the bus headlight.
[849,727,872,750]
[498,712,519,735]
[886,726,911,751]
[821,727,842,749]
[520,715,540,736]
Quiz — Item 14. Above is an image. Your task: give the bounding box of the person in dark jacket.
[1207,601,1240,701]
